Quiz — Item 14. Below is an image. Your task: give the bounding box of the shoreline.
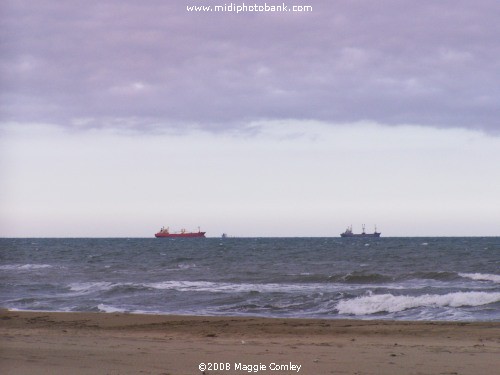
[1,310,499,374]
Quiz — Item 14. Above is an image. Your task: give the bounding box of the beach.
[1,310,499,375]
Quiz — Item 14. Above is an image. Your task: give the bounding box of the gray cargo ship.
[340,224,381,237]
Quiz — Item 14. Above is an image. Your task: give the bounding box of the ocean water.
[1,237,499,321]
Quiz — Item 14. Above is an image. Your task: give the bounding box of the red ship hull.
[155,232,206,238]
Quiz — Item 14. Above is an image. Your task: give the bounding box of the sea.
[1,237,499,321]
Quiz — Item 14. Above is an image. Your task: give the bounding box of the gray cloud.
[1,0,499,133]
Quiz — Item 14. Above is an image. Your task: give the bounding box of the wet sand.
[1,309,499,374]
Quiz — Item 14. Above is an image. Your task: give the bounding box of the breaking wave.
[459,273,500,283]
[336,291,500,315]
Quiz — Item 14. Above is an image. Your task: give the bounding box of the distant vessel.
[155,226,206,238]
[340,225,381,238]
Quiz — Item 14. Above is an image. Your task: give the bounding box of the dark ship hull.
[340,232,381,238]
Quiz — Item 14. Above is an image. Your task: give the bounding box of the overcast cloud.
[1,0,499,133]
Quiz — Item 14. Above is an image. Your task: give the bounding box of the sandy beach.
[0,310,498,374]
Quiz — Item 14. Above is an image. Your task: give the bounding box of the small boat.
[155,226,206,238]
[340,224,381,238]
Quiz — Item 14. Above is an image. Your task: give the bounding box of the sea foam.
[97,304,127,313]
[146,280,347,294]
[0,264,52,270]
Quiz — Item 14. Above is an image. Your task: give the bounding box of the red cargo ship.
[155,226,206,238]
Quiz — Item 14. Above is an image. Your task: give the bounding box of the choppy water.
[1,237,499,321]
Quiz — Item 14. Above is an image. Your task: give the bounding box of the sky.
[1,0,499,237]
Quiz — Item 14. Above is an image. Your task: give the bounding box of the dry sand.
[1,309,499,374]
